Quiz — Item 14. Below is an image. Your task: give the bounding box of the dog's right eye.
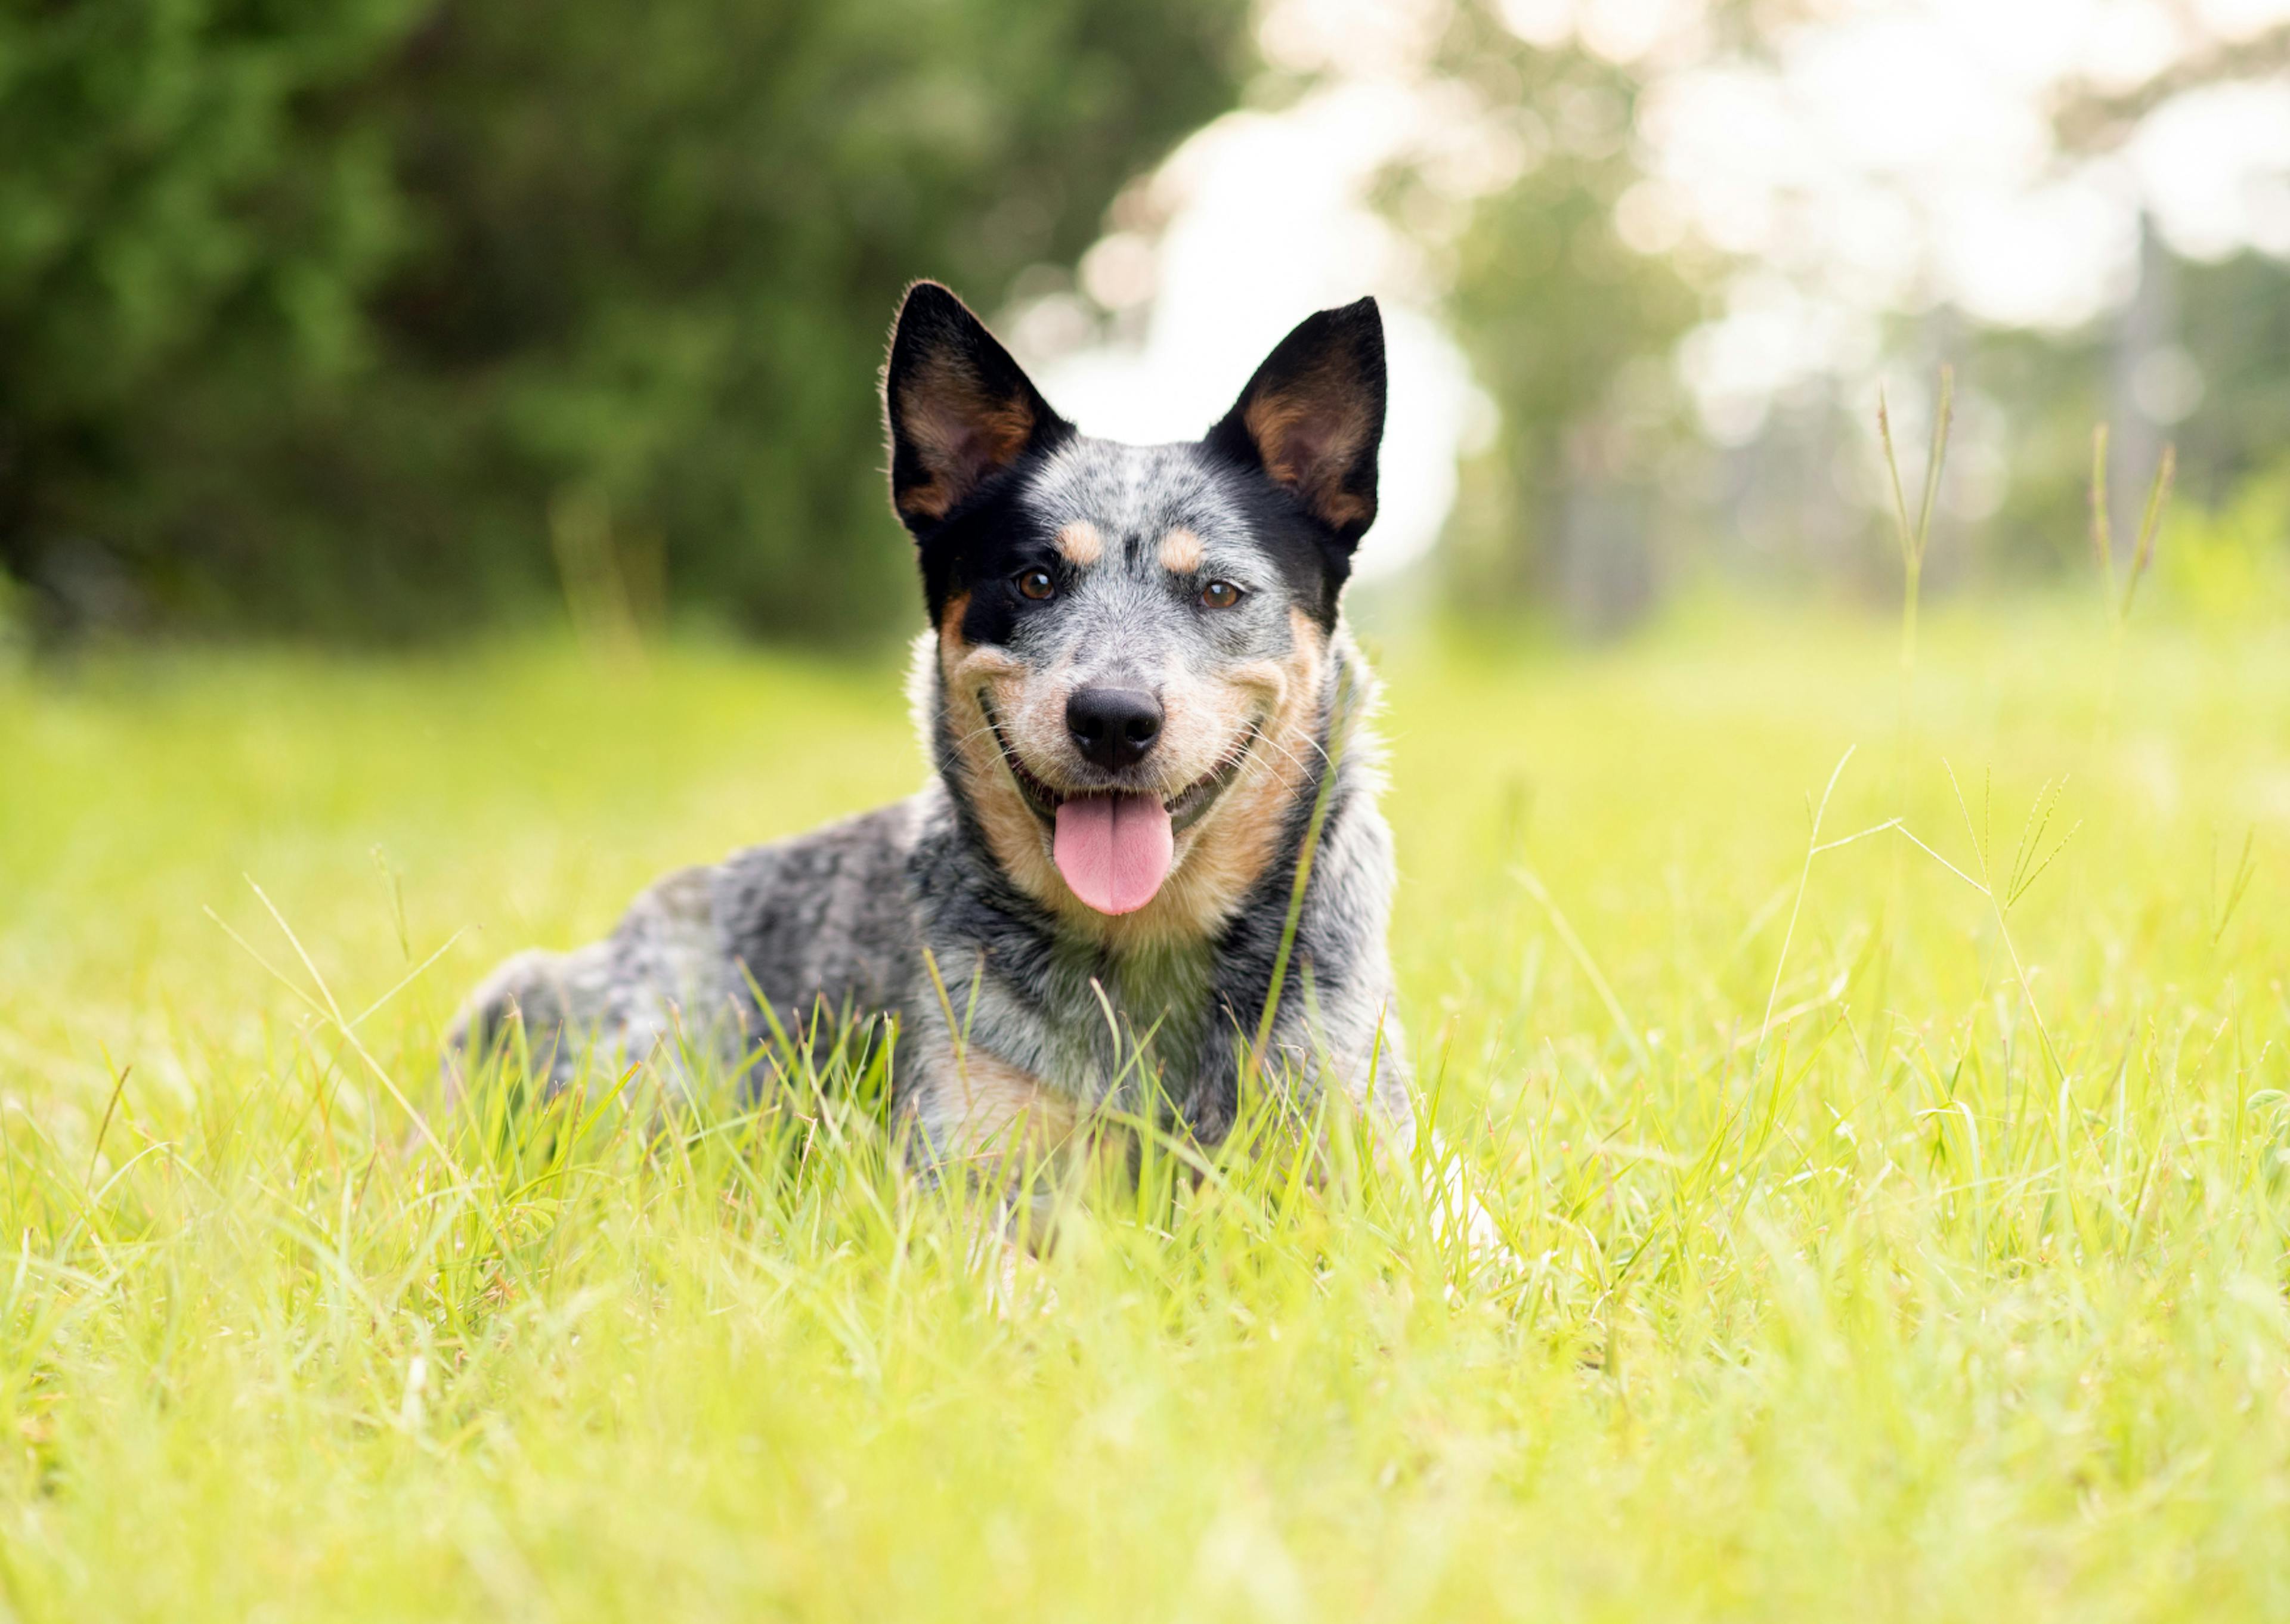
[1016,569,1056,602]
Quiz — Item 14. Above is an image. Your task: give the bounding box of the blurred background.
[4,0,2288,650]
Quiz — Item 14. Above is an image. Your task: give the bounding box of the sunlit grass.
[1,601,2286,1620]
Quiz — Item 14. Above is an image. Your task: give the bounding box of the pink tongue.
[1053,795,1175,915]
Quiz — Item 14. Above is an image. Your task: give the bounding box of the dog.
[447,281,1410,1186]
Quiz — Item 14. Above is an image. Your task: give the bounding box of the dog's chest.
[1013,932,1218,1105]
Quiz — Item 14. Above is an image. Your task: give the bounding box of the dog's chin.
[978,694,1258,839]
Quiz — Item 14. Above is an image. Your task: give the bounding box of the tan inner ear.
[1243,362,1374,533]
[898,353,1038,522]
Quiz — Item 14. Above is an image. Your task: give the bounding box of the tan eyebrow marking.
[1054,521,1103,566]
[1158,528,1203,574]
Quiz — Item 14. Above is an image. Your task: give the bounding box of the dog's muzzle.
[979,693,1258,837]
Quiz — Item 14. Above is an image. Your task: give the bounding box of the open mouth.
[979,696,1257,835]
[978,693,1259,915]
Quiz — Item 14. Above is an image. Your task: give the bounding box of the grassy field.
[1,602,2286,1620]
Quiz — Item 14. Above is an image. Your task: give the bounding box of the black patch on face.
[914,475,1063,639]
[917,464,1340,644]
[917,454,1349,642]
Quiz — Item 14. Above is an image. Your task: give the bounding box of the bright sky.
[1023,0,2290,578]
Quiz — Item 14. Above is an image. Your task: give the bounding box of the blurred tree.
[1414,8,1712,631]
[1966,244,2290,584]
[2028,38,2290,581]
[1422,2,2290,627]
[0,0,422,627]
[2173,249,2290,497]
[0,0,1248,641]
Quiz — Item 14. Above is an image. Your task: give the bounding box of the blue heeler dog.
[448,282,1410,1182]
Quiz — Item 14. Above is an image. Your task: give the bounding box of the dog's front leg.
[903,1033,1091,1247]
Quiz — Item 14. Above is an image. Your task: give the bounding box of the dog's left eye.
[1016,569,1055,602]
[1200,579,1243,609]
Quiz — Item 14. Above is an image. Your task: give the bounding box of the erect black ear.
[1205,297,1387,547]
[881,281,1073,534]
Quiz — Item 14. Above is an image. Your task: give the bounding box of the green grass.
[1,603,2287,1620]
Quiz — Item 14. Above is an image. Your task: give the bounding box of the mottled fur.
[447,284,1409,1182]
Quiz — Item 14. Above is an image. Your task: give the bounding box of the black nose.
[1066,687,1163,770]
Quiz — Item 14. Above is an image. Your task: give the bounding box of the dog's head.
[883,281,1385,935]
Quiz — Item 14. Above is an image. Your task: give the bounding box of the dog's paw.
[1424,1133,1525,1290]
[977,1236,1060,1321]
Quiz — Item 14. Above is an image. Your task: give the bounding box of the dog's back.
[447,799,924,1093]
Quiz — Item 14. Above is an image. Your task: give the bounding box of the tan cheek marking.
[937,591,971,653]
[1140,608,1328,938]
[937,635,1063,912]
[940,591,1024,692]
[1056,521,1104,566]
[1159,528,1203,574]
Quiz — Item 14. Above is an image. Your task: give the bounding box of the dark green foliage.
[2173,250,2290,498]
[1964,249,2290,581]
[0,0,1248,641]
